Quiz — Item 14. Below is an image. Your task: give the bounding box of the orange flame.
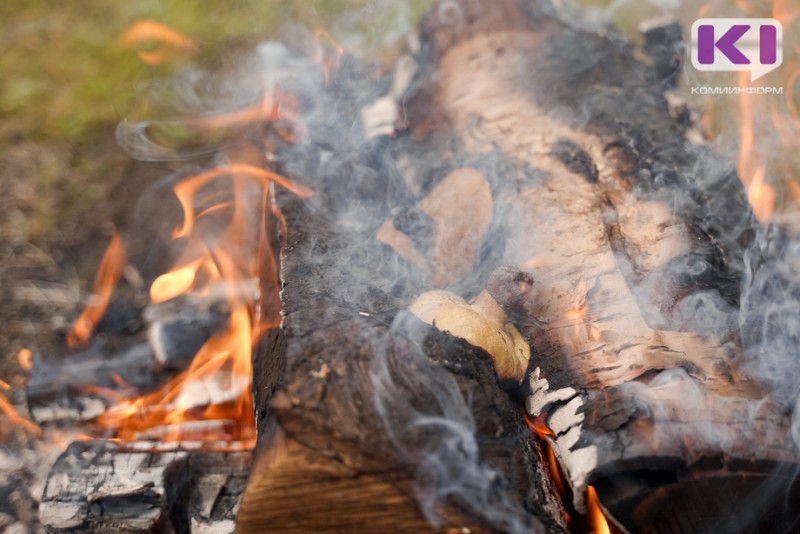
[93,158,311,448]
[526,413,616,533]
[722,0,800,223]
[698,0,800,224]
[747,165,776,223]
[150,258,203,303]
[732,69,774,223]
[526,414,570,500]
[0,395,40,436]
[66,232,126,348]
[171,163,312,239]
[586,485,611,534]
[119,20,196,65]
[733,67,778,223]
[97,306,256,447]
[17,348,32,371]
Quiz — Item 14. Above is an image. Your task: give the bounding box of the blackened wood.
[243,195,565,529]
[26,337,169,426]
[28,301,226,426]
[39,440,250,533]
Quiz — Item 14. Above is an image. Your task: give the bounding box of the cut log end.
[237,430,444,533]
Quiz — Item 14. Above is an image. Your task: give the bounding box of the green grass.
[1,1,285,140]
[0,0,427,139]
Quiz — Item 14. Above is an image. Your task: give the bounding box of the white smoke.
[370,314,539,533]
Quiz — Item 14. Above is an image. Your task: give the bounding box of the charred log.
[242,192,565,530]
[39,440,250,533]
[238,0,800,532]
[27,336,168,426]
[27,300,226,426]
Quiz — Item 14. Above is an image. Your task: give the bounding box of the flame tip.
[119,20,196,65]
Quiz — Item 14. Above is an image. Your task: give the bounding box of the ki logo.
[691,18,783,81]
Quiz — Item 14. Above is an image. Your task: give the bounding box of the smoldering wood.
[26,337,168,426]
[39,440,250,533]
[27,301,226,426]
[243,202,566,529]
[144,298,229,370]
[236,0,800,532]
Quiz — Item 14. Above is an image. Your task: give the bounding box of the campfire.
[3,0,800,532]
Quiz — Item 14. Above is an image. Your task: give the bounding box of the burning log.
[26,336,165,426]
[26,299,227,426]
[235,0,800,532]
[39,440,250,533]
